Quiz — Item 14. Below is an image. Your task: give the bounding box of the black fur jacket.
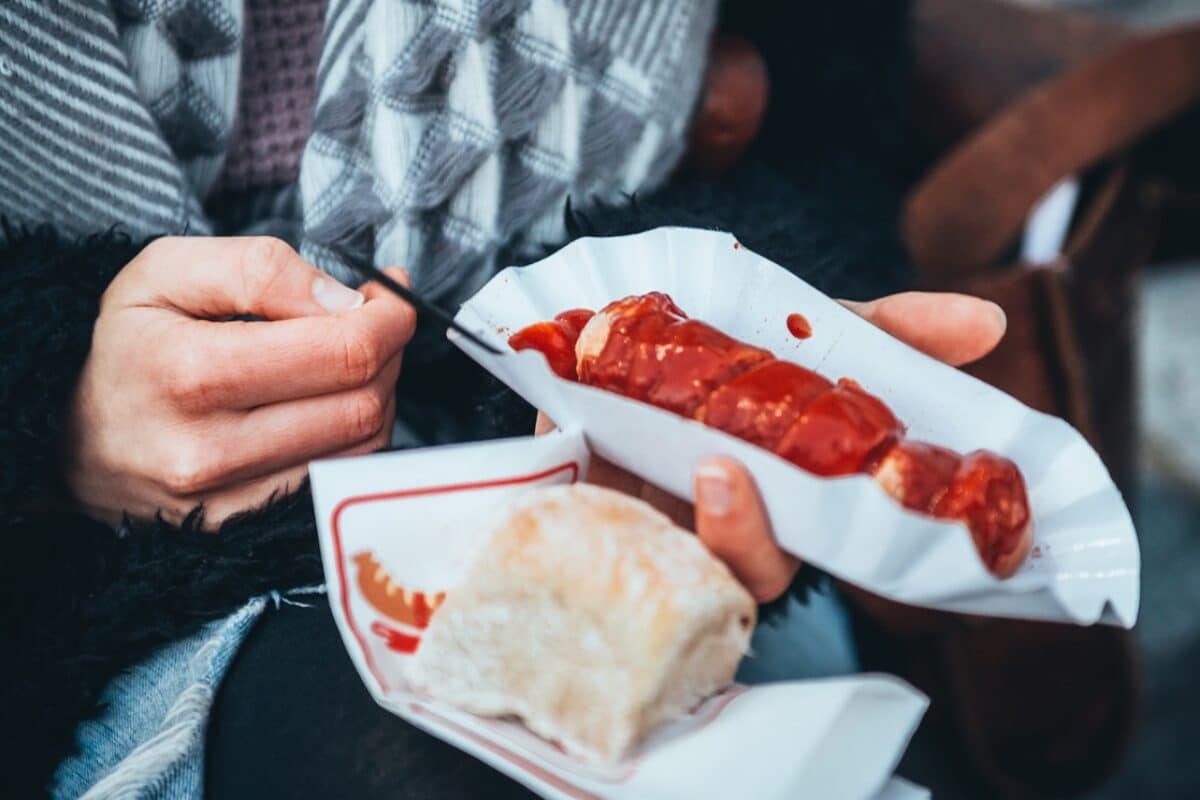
[0,4,913,796]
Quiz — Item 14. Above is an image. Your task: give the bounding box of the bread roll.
[408,484,756,763]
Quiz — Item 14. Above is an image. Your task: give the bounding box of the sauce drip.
[786,313,812,340]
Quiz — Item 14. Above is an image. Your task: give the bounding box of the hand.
[538,291,1007,603]
[66,237,416,529]
[686,35,769,177]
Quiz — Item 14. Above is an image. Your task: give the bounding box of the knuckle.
[110,236,175,295]
[159,343,212,409]
[161,437,219,496]
[94,285,122,319]
[160,353,200,404]
[239,236,294,299]
[141,236,177,261]
[339,326,382,385]
[370,423,393,451]
[705,528,755,563]
[751,573,791,604]
[345,422,392,458]
[346,389,387,440]
[399,307,418,343]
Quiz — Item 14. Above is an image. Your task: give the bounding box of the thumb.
[694,457,800,603]
[115,236,364,320]
[839,292,1006,367]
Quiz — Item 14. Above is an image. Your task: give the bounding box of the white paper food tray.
[312,432,927,799]
[451,227,1139,626]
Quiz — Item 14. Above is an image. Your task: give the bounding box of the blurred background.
[1026,3,1200,796]
[898,0,1200,797]
[1023,0,1200,27]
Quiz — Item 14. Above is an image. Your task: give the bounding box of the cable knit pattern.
[300,0,719,299]
[115,0,244,199]
[220,0,329,190]
[0,0,714,299]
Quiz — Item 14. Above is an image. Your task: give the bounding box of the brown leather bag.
[906,11,1200,496]
[859,5,1200,798]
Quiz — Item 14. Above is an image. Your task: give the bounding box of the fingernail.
[696,463,734,515]
[986,300,1007,331]
[313,276,364,312]
[837,299,870,316]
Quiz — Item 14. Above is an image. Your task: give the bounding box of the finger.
[534,411,557,435]
[164,268,417,410]
[687,35,769,177]
[192,462,313,530]
[177,419,395,530]
[358,266,414,309]
[113,236,365,320]
[581,454,693,527]
[585,454,648,497]
[840,292,1007,366]
[640,482,694,530]
[176,355,401,492]
[693,456,800,603]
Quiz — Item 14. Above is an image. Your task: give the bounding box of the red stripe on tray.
[330,461,580,693]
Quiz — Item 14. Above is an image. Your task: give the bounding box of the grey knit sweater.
[0,0,717,299]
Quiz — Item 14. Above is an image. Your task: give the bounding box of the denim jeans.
[53,584,858,798]
[50,590,321,800]
[737,581,860,684]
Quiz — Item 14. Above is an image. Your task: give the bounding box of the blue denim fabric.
[52,584,855,797]
[737,582,860,684]
[50,589,322,800]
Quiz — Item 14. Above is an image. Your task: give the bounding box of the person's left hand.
[537,291,1007,603]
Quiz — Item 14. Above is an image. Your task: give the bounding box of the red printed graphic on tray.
[353,550,447,655]
[325,456,771,791]
[332,460,581,692]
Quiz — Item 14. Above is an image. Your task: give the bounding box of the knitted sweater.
[0,0,717,299]
[219,0,329,191]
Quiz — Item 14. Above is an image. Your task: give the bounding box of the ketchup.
[581,293,773,417]
[874,440,961,514]
[698,361,832,449]
[775,379,904,476]
[786,313,812,340]
[508,292,1031,576]
[507,308,594,380]
[934,451,1031,574]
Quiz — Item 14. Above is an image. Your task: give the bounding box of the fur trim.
[0,223,141,505]
[0,224,139,795]
[0,226,322,795]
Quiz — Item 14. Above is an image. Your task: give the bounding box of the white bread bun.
[408,484,756,763]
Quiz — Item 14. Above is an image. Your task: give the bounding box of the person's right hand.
[65,236,416,529]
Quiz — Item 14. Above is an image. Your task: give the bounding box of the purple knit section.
[219,0,329,191]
